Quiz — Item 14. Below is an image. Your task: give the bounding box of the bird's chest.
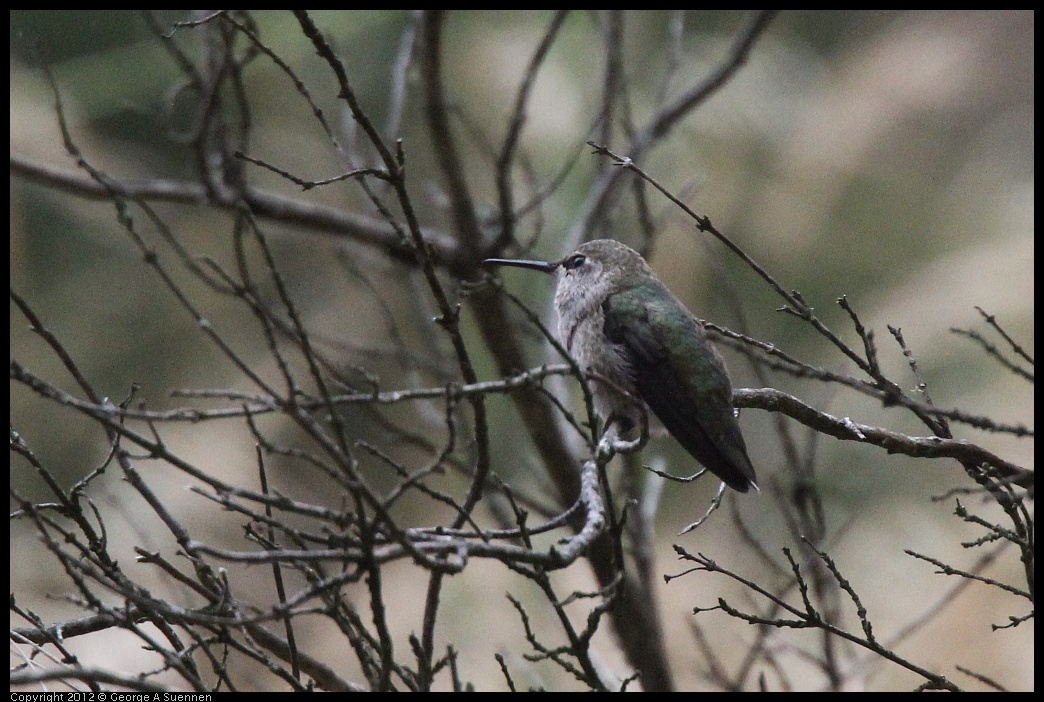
[560,305,634,391]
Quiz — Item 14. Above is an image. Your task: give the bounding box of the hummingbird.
[485,239,757,493]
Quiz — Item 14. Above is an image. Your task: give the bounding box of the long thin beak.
[482,257,558,274]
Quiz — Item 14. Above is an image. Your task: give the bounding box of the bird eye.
[563,254,586,270]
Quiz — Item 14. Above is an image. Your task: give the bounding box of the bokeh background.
[11,10,1033,691]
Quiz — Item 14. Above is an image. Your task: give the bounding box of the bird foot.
[597,432,643,459]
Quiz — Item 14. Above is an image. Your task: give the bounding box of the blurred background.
[11,11,1033,691]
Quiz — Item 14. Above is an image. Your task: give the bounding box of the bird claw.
[597,433,643,459]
